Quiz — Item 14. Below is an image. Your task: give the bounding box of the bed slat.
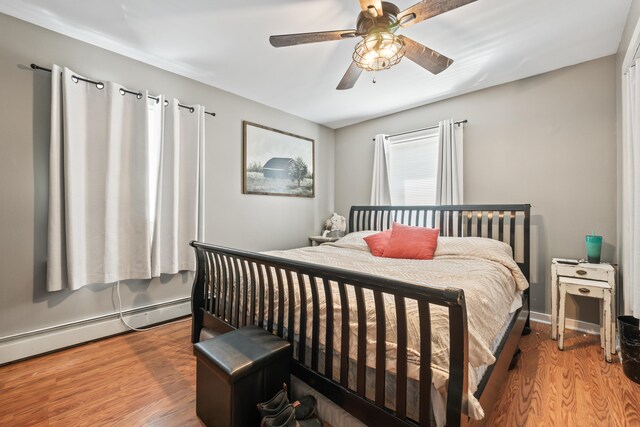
[286,270,296,342]
[248,261,257,326]
[266,266,275,333]
[394,295,408,420]
[205,252,213,314]
[232,258,241,327]
[214,253,222,317]
[323,278,334,379]
[445,300,468,427]
[310,275,321,371]
[276,268,285,337]
[220,254,229,321]
[355,286,367,396]
[418,300,432,427]
[338,281,350,387]
[240,259,248,327]
[257,261,265,328]
[297,272,308,364]
[374,290,386,407]
[509,211,516,247]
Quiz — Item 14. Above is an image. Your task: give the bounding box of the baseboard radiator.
[0,297,191,365]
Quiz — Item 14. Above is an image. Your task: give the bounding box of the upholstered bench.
[193,326,292,427]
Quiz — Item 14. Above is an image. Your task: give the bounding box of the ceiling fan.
[269,0,476,90]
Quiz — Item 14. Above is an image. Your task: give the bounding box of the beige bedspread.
[263,232,529,424]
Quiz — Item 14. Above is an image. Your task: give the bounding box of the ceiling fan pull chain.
[372,71,377,84]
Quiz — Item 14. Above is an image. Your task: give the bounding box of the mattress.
[262,231,529,426]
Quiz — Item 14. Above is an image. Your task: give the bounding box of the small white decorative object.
[322,219,332,237]
[322,213,346,238]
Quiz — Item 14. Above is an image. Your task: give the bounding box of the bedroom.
[0,0,639,426]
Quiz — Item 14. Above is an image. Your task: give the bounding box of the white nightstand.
[551,258,616,362]
[308,236,339,246]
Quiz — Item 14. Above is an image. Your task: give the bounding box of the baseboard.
[530,310,601,335]
[0,297,191,365]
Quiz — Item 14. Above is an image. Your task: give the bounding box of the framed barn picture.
[242,121,315,198]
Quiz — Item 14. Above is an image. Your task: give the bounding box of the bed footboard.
[190,242,469,427]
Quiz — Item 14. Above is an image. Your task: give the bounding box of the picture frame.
[242,121,315,198]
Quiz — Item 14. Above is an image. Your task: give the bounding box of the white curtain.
[151,99,205,276]
[622,60,640,316]
[370,133,391,205]
[435,119,464,205]
[47,66,154,291]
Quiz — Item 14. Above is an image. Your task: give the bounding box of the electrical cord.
[115,281,187,332]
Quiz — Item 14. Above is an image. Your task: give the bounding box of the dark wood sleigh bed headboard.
[348,204,531,283]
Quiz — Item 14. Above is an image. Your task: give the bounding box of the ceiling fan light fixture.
[353,32,405,72]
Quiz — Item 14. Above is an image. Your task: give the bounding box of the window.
[387,128,439,205]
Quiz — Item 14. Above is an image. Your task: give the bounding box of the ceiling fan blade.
[337,62,363,90]
[269,30,357,47]
[359,0,384,18]
[400,36,453,75]
[397,0,477,28]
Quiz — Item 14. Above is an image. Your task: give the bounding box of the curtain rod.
[371,119,467,141]
[31,64,216,117]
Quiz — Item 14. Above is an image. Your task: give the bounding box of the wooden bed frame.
[190,204,531,427]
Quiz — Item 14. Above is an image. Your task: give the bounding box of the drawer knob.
[578,287,590,294]
[576,270,587,276]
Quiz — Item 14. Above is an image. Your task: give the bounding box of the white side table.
[308,236,339,247]
[551,258,616,362]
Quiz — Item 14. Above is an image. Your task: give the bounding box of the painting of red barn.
[243,121,314,197]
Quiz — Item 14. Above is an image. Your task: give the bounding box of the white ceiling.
[0,0,631,128]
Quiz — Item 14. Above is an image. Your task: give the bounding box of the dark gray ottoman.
[194,326,291,427]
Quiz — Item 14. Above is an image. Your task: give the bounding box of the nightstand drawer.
[561,279,607,299]
[556,264,609,282]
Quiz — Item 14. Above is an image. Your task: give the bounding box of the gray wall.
[334,56,617,324]
[0,13,334,338]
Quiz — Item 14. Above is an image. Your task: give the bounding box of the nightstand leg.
[551,265,558,340]
[558,282,566,351]
[599,299,604,349]
[604,290,612,362]
[610,286,616,355]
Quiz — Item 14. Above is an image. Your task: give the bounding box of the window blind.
[387,128,439,206]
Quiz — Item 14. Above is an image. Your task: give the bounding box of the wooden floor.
[1,320,639,426]
[485,322,640,426]
[0,318,202,427]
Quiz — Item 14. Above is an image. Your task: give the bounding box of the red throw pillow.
[363,229,392,257]
[382,223,439,260]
